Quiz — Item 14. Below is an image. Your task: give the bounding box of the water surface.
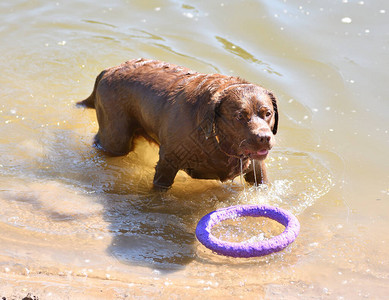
[0,0,388,298]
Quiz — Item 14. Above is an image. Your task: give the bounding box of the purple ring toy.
[196,204,300,258]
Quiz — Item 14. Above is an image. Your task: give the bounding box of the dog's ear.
[201,113,216,139]
[193,83,224,139]
[196,91,223,139]
[269,92,279,135]
[199,101,222,139]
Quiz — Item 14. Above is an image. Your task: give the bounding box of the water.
[1,0,388,298]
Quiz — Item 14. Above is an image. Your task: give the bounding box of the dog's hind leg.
[94,102,137,156]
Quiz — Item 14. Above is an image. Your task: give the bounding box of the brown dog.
[78,58,278,190]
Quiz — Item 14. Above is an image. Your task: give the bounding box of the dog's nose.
[255,133,271,144]
[259,133,271,143]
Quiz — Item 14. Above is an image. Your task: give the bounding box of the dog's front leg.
[244,160,268,185]
[153,149,179,191]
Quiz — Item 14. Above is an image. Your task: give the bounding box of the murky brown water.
[1,0,388,299]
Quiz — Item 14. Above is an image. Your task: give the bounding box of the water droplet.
[341,17,352,24]
[183,12,194,18]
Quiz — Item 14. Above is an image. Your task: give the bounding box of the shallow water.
[0,0,388,299]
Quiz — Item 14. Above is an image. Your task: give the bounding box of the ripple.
[82,19,117,28]
[215,36,282,76]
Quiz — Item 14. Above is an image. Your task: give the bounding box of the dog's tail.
[76,70,106,109]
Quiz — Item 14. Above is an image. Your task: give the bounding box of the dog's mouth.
[242,148,269,160]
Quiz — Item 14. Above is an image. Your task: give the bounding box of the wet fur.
[78,58,279,189]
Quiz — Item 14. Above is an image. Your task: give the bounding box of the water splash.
[236,150,334,215]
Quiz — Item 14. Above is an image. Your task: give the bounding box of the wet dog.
[77,58,278,190]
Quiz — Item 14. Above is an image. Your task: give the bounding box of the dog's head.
[203,84,278,160]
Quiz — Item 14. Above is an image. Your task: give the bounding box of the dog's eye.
[265,111,272,118]
[236,111,250,121]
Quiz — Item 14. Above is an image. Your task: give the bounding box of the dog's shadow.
[103,191,195,272]
[73,141,233,273]
[45,129,236,272]
[101,177,229,273]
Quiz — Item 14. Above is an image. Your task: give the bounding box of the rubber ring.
[196,204,300,258]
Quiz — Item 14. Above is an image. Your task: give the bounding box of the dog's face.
[216,85,278,160]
